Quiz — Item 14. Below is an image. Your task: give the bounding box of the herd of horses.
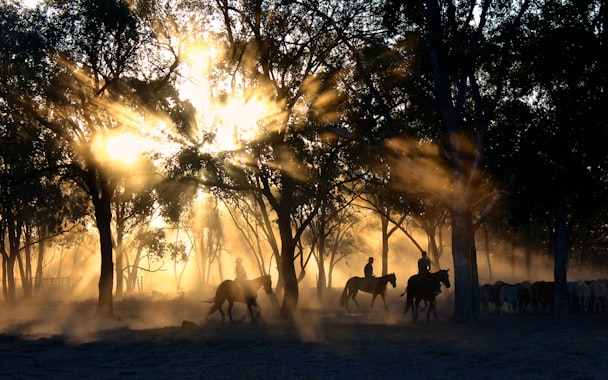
[481,278,608,316]
[204,269,452,322]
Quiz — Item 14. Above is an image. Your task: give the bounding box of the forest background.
[1,0,607,323]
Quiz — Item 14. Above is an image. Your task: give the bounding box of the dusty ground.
[0,288,607,379]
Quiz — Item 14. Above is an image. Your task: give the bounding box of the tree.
[125,228,169,293]
[169,0,361,318]
[193,194,226,286]
[0,3,87,302]
[307,201,367,293]
[501,0,608,318]
[112,185,156,296]
[380,1,534,321]
[19,0,181,316]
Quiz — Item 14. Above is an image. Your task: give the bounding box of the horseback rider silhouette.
[364,257,377,291]
[235,257,254,299]
[418,251,440,295]
[418,251,431,275]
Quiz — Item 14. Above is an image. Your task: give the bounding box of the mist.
[4,213,605,345]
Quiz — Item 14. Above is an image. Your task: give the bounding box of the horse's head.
[440,269,451,289]
[389,273,397,288]
[262,274,273,295]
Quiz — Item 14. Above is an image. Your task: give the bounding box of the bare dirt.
[1,288,607,379]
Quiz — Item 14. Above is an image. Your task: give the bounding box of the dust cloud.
[2,223,607,345]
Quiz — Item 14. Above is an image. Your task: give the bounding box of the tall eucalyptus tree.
[380,1,534,321]
[0,3,86,303]
[173,0,364,317]
[17,0,182,316]
[500,0,608,317]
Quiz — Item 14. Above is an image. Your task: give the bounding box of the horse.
[531,280,554,314]
[402,269,450,321]
[498,282,523,316]
[589,280,608,313]
[574,281,591,313]
[480,280,504,314]
[206,275,272,322]
[339,273,397,312]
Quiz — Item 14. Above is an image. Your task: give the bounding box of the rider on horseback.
[418,251,441,295]
[235,257,254,299]
[364,257,377,291]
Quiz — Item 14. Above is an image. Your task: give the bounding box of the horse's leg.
[370,293,377,309]
[254,300,262,319]
[343,288,351,312]
[404,293,411,314]
[227,300,235,322]
[247,302,255,322]
[217,302,226,322]
[207,302,219,320]
[427,299,436,321]
[381,293,389,311]
[351,290,360,310]
[249,299,261,321]
[414,298,422,321]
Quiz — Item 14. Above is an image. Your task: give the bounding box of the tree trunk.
[115,245,124,297]
[280,238,298,318]
[93,194,114,317]
[1,254,7,301]
[483,224,492,282]
[426,225,440,271]
[380,213,389,275]
[4,215,22,304]
[5,254,17,304]
[21,229,33,298]
[450,206,480,322]
[316,209,326,299]
[553,185,569,320]
[35,224,47,291]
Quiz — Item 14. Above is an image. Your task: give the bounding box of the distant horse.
[480,284,495,313]
[402,269,450,321]
[531,281,554,313]
[339,273,397,312]
[589,280,608,313]
[206,275,272,322]
[498,282,523,316]
[574,281,591,313]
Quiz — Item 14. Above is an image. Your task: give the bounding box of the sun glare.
[93,132,145,166]
[178,38,219,111]
[176,36,284,153]
[106,133,142,164]
[211,97,268,151]
[20,0,41,8]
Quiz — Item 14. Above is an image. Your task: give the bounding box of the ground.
[0,287,607,379]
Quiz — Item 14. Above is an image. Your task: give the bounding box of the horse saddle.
[365,277,377,292]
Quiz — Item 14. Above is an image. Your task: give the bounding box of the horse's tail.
[339,281,349,307]
[403,286,413,314]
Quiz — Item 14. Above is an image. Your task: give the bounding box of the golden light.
[92,131,147,168]
[177,38,219,110]
[212,97,268,151]
[106,133,142,164]
[20,0,41,8]
[175,36,285,153]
